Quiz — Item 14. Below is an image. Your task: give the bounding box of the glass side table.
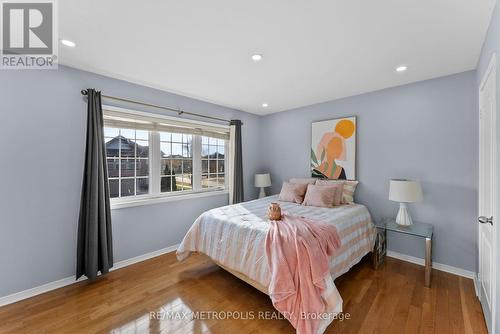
[375,218,434,287]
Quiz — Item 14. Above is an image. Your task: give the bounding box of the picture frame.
[311,116,356,180]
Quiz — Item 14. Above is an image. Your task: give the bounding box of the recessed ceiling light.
[61,39,76,47]
[252,54,263,62]
[262,103,269,108]
[396,65,408,72]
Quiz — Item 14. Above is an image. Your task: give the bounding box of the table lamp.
[389,179,423,226]
[255,173,271,198]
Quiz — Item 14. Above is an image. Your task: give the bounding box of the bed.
[177,194,376,331]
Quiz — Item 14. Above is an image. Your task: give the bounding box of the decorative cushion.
[315,180,359,204]
[278,182,308,204]
[316,183,344,206]
[302,184,339,208]
[289,178,318,185]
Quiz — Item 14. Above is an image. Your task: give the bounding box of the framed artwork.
[311,116,356,180]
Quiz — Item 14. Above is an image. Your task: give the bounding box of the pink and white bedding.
[176,195,376,333]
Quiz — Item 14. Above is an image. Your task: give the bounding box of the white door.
[478,54,497,334]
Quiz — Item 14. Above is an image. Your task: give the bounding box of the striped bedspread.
[176,195,376,332]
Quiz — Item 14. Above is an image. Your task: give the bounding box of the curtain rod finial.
[81,89,88,96]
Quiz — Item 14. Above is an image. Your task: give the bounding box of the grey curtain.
[231,120,244,203]
[76,89,113,280]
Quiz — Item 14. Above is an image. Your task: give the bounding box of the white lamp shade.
[255,173,271,188]
[389,179,423,203]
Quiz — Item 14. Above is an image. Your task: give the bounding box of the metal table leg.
[425,237,432,287]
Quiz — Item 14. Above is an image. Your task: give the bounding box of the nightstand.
[375,218,434,287]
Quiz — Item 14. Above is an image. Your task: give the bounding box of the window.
[160,132,193,193]
[105,128,150,198]
[103,107,230,203]
[201,136,225,189]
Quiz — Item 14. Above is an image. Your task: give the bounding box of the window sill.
[110,189,229,210]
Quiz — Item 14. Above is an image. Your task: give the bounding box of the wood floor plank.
[387,274,417,334]
[434,271,451,334]
[0,253,487,334]
[403,305,422,334]
[447,273,466,333]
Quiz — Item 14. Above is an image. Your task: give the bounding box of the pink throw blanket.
[265,214,342,334]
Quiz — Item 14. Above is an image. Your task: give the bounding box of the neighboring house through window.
[102,106,230,204]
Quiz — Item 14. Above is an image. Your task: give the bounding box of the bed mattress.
[177,195,376,293]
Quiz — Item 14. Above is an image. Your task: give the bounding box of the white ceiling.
[59,0,495,115]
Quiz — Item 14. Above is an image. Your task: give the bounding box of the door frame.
[478,53,497,334]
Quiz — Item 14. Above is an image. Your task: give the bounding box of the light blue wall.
[260,71,477,272]
[0,62,482,301]
[476,3,500,332]
[0,66,262,297]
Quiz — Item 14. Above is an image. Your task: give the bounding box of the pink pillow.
[315,180,358,204]
[314,181,344,205]
[302,184,340,208]
[278,182,308,204]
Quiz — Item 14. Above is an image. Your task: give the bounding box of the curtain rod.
[80,89,232,124]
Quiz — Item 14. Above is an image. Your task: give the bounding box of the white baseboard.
[386,250,476,279]
[112,244,179,270]
[0,244,179,307]
[473,274,480,297]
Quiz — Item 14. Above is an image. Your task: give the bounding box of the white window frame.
[103,105,230,209]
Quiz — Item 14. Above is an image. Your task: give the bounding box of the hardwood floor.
[0,252,487,334]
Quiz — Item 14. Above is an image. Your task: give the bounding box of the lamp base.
[396,202,413,226]
[258,187,267,199]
